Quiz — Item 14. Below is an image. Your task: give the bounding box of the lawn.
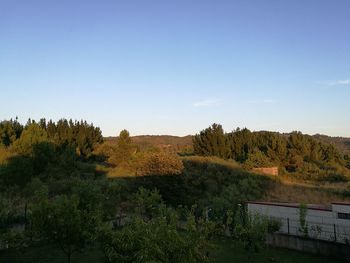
[0,239,342,263]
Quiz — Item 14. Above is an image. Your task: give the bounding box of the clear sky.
[1,0,350,137]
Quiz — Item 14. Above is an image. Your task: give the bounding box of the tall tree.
[110,130,134,165]
[193,123,230,159]
[13,123,48,155]
[0,118,23,146]
[32,194,101,263]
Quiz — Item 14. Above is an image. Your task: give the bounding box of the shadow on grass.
[111,156,273,207]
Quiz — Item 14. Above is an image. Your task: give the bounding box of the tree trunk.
[30,220,33,242]
[68,253,71,263]
[24,202,28,230]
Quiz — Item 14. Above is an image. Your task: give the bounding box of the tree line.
[0,118,103,188]
[193,124,350,181]
[0,117,103,158]
[0,118,281,262]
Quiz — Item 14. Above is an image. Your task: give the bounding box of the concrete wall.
[267,233,350,262]
[248,202,350,243]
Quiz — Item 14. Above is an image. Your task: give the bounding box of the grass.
[101,155,350,204]
[214,238,342,263]
[0,244,104,263]
[0,239,342,263]
[263,181,350,204]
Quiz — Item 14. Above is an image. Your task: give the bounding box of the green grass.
[214,238,342,263]
[0,244,104,263]
[0,239,342,263]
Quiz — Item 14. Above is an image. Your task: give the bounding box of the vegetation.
[298,203,309,237]
[1,239,341,263]
[99,205,213,263]
[214,238,343,263]
[136,151,184,176]
[193,124,350,182]
[1,118,349,262]
[32,194,101,263]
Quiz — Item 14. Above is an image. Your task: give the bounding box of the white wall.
[248,202,350,243]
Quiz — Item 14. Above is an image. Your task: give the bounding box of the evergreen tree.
[0,118,23,146]
[13,123,48,155]
[110,130,134,165]
[193,123,230,159]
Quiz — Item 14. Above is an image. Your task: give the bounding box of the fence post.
[287,218,290,234]
[334,224,337,242]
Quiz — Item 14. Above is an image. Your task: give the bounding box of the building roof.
[332,202,350,206]
[246,201,331,211]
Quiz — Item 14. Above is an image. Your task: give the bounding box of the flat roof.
[247,201,331,212]
[332,202,350,206]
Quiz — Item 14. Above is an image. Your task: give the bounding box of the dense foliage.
[193,124,350,181]
[99,190,213,263]
[136,151,184,176]
[1,118,348,263]
[0,118,103,189]
[32,194,102,263]
[0,118,103,159]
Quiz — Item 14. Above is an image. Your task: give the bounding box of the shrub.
[267,218,282,233]
[136,151,184,176]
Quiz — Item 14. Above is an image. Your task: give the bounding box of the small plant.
[232,207,269,254]
[299,203,309,237]
[267,218,282,234]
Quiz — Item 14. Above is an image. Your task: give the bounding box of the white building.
[247,201,350,243]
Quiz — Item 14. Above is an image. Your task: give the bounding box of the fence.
[272,217,350,244]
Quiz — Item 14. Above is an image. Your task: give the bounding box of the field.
[101,155,350,206]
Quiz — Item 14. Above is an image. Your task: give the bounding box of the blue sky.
[1,0,350,136]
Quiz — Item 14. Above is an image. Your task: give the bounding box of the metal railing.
[271,217,350,244]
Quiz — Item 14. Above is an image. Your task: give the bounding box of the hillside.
[105,135,193,154]
[105,133,350,156]
[313,134,350,154]
[101,155,350,205]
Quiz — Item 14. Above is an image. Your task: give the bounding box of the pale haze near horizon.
[1,0,350,137]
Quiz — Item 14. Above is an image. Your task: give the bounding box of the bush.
[233,210,269,253]
[267,218,282,233]
[99,206,213,263]
[136,151,184,176]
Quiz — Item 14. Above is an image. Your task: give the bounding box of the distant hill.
[313,134,350,155]
[104,133,350,156]
[105,135,193,154]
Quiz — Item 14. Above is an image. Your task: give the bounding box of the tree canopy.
[193,124,350,180]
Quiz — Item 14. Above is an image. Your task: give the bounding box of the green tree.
[0,118,23,146]
[99,207,213,263]
[244,150,272,169]
[31,142,56,175]
[32,194,101,263]
[0,194,22,249]
[193,123,230,159]
[233,206,269,256]
[13,123,48,155]
[2,155,34,187]
[227,128,254,162]
[110,130,134,166]
[0,144,14,165]
[298,203,308,237]
[132,187,163,220]
[136,151,184,176]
